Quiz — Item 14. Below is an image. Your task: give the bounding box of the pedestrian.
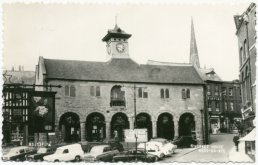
[233,134,240,152]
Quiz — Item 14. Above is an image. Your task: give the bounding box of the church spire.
[190,17,200,68]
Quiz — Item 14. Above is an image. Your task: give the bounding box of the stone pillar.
[152,121,157,138]
[173,118,179,140]
[106,121,111,140]
[80,122,86,142]
[61,124,65,142]
[196,117,204,145]
[129,117,134,129]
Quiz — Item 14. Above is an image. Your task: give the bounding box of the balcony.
[110,98,125,107]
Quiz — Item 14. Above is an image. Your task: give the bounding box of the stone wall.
[47,80,205,144]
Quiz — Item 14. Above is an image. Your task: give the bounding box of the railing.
[110,98,126,107]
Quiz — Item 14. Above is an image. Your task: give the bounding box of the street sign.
[124,129,148,143]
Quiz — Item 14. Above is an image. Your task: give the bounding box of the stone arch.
[136,112,152,140]
[86,112,106,142]
[59,112,81,143]
[157,112,175,140]
[111,112,129,141]
[178,112,196,137]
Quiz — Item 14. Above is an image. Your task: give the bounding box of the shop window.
[160,89,164,98]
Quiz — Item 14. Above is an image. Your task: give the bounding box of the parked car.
[81,140,124,153]
[2,143,18,155]
[43,143,84,162]
[172,136,197,148]
[83,144,119,162]
[2,146,37,161]
[150,138,177,154]
[27,145,60,161]
[113,149,159,162]
[138,143,164,159]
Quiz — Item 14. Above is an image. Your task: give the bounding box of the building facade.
[234,3,256,129]
[234,3,256,159]
[35,25,207,144]
[221,80,242,133]
[2,69,35,145]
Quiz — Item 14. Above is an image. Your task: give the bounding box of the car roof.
[150,138,167,142]
[57,143,81,149]
[92,145,109,148]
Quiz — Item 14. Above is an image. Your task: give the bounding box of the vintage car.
[172,136,197,148]
[150,138,177,154]
[81,139,124,153]
[2,146,37,161]
[27,146,60,161]
[112,149,159,162]
[138,143,164,159]
[43,143,84,162]
[83,144,119,162]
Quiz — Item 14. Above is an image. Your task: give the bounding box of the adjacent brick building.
[35,25,207,144]
[234,3,256,131]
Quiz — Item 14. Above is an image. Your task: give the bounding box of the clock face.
[107,44,111,55]
[116,43,125,53]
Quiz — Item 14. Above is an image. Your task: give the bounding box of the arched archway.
[179,113,195,137]
[111,112,129,141]
[136,113,152,140]
[59,112,81,143]
[157,113,174,140]
[86,112,106,142]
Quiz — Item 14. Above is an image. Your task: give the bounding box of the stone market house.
[35,25,207,144]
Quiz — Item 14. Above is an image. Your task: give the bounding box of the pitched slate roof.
[43,58,204,85]
[196,68,222,82]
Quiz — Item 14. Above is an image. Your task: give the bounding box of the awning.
[239,128,256,141]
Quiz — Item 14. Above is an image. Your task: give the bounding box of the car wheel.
[75,156,81,162]
[54,159,59,162]
[154,156,159,162]
[16,158,20,162]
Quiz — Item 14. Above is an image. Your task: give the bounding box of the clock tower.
[102,24,131,59]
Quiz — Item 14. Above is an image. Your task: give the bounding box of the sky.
[3,3,250,81]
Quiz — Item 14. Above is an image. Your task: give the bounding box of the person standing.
[233,134,240,152]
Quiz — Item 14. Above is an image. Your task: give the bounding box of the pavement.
[160,134,255,163]
[228,140,254,162]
